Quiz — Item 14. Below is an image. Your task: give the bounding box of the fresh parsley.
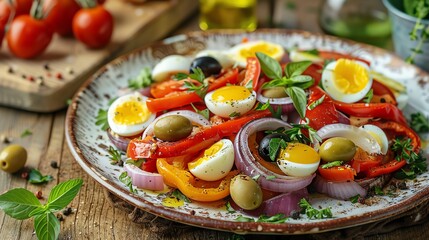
[225,201,236,213]
[285,121,321,145]
[0,179,83,240]
[95,109,109,131]
[28,169,54,184]
[255,101,282,119]
[307,94,325,110]
[374,186,384,195]
[229,112,241,118]
[125,159,145,168]
[234,214,288,223]
[128,67,153,90]
[119,172,137,194]
[191,103,210,120]
[299,198,332,219]
[321,161,343,169]
[363,89,373,104]
[349,195,361,203]
[391,138,427,179]
[256,52,314,119]
[268,138,287,161]
[171,189,191,203]
[410,112,429,133]
[175,67,208,98]
[108,146,122,165]
[21,129,32,138]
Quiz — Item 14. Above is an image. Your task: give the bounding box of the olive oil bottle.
[199,0,257,31]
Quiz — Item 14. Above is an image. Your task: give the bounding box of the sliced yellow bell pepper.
[156,158,238,202]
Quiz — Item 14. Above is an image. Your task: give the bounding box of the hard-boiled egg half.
[360,124,389,155]
[228,40,285,67]
[151,55,191,82]
[277,143,320,177]
[322,58,372,103]
[188,139,235,181]
[204,85,256,118]
[107,92,156,137]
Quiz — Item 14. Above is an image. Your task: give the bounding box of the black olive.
[258,133,290,162]
[190,56,222,77]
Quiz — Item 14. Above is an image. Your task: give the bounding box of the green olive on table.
[262,87,288,98]
[153,115,193,142]
[319,137,356,162]
[0,144,27,173]
[230,174,263,210]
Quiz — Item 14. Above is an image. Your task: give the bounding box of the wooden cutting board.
[0,0,197,112]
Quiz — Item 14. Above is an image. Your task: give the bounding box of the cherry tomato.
[13,0,32,16]
[0,1,11,27]
[72,5,113,48]
[44,0,81,37]
[240,57,261,90]
[0,24,4,49]
[7,15,53,59]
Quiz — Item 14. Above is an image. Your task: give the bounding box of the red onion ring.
[142,110,211,139]
[256,88,295,113]
[234,117,315,192]
[231,188,308,217]
[124,163,164,191]
[107,128,132,152]
[312,175,366,200]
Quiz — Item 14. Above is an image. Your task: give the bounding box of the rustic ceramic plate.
[66,30,429,234]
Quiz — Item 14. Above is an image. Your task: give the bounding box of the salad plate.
[65,29,429,234]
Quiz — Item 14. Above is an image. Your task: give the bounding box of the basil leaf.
[256,52,282,79]
[28,169,53,184]
[0,188,42,220]
[34,212,60,240]
[46,179,83,211]
[285,61,312,78]
[268,138,287,161]
[285,86,307,119]
[290,75,314,89]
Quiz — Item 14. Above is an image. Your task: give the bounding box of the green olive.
[0,144,27,173]
[154,115,193,141]
[262,87,288,98]
[319,137,356,162]
[230,174,263,210]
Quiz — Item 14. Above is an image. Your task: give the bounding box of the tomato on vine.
[7,0,53,58]
[72,0,113,48]
[43,0,81,37]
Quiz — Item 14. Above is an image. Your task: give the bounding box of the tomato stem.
[30,0,45,20]
[76,0,97,8]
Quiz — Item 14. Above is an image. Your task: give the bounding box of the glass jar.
[199,0,257,31]
[319,0,392,47]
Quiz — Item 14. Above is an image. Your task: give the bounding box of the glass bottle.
[319,0,391,47]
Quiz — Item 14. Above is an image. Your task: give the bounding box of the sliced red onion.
[124,163,164,191]
[231,188,309,217]
[256,88,295,113]
[316,123,381,154]
[142,110,211,139]
[107,128,132,152]
[234,118,315,192]
[337,111,350,125]
[312,175,366,200]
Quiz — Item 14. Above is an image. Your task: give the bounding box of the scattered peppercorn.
[44,63,50,70]
[55,73,63,80]
[290,210,301,220]
[35,190,43,199]
[63,207,73,216]
[21,171,29,179]
[8,67,14,74]
[27,76,34,81]
[0,135,12,144]
[397,181,408,190]
[50,161,59,169]
[56,213,64,221]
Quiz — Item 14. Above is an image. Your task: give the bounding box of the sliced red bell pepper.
[371,79,397,105]
[306,86,340,130]
[333,101,408,126]
[318,50,371,66]
[146,69,239,113]
[366,159,407,178]
[239,57,261,90]
[127,109,271,159]
[318,165,356,182]
[350,148,383,174]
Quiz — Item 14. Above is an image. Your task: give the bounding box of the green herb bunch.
[255,52,314,119]
[0,179,83,240]
[403,0,429,63]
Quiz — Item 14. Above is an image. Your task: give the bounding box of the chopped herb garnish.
[394,151,427,180]
[28,169,54,184]
[307,94,325,110]
[176,67,208,98]
[225,202,236,213]
[299,198,332,219]
[125,159,145,168]
[95,109,109,131]
[252,174,261,181]
[256,52,314,119]
[349,195,360,203]
[128,67,152,90]
[321,161,343,169]
[266,175,277,180]
[374,186,384,195]
[268,138,287,161]
[191,103,210,120]
[256,101,282,119]
[302,49,319,56]
[66,99,72,106]
[410,112,429,133]
[119,171,137,194]
[229,112,241,118]
[363,89,374,104]
[171,189,191,203]
[256,213,288,223]
[285,121,321,145]
[20,129,32,138]
[392,138,416,161]
[235,215,254,222]
[108,146,122,165]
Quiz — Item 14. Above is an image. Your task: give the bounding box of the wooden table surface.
[1,0,429,239]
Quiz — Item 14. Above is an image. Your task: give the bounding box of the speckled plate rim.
[65,29,429,235]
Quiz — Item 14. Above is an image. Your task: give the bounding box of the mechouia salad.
[96,40,428,221]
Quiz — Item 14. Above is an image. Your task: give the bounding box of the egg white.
[107,92,156,137]
[188,139,235,181]
[151,55,191,82]
[227,40,285,68]
[204,86,256,118]
[360,124,389,155]
[322,60,372,103]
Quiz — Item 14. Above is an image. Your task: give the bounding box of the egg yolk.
[212,86,251,103]
[113,99,151,125]
[333,59,369,94]
[239,42,281,59]
[188,141,223,169]
[278,143,320,164]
